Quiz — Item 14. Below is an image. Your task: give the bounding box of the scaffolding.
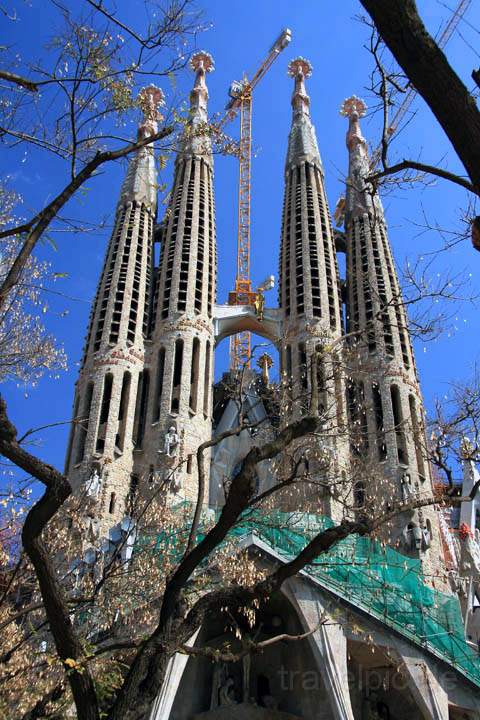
[149,505,480,689]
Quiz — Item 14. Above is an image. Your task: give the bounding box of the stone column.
[285,580,355,720]
[149,629,200,720]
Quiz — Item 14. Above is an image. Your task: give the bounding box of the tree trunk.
[360,0,480,195]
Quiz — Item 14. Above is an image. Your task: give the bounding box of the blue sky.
[2,0,479,474]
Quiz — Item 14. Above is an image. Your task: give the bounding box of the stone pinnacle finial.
[188,51,214,119]
[288,57,312,116]
[287,57,313,79]
[190,50,215,75]
[137,84,165,139]
[340,95,368,152]
[339,95,367,120]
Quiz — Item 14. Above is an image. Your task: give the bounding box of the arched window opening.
[346,380,368,455]
[314,346,327,417]
[76,382,94,464]
[187,454,193,474]
[96,374,113,454]
[298,343,308,386]
[390,384,407,464]
[285,345,292,378]
[66,394,80,471]
[133,370,150,448]
[189,338,200,413]
[354,481,366,508]
[409,395,425,481]
[203,341,211,418]
[152,348,166,422]
[334,361,345,430]
[372,383,387,460]
[116,371,131,453]
[171,339,184,413]
[127,474,139,514]
[298,343,308,412]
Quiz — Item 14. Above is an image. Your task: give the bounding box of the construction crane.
[218,28,291,372]
[369,0,471,170]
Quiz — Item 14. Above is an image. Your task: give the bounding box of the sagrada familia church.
[63,45,480,720]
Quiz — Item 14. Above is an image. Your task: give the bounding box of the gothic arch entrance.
[166,591,332,719]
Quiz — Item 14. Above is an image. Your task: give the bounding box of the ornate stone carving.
[219,677,236,706]
[86,467,102,498]
[161,426,180,458]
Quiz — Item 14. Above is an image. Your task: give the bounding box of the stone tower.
[141,52,217,501]
[278,58,347,516]
[64,85,164,531]
[341,96,442,568]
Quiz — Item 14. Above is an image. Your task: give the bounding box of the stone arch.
[163,588,331,719]
[213,305,282,347]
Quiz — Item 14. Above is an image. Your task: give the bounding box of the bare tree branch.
[368,158,475,194]
[0,70,38,92]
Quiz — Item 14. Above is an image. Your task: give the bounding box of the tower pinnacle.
[180,51,214,156]
[288,57,312,117]
[340,95,368,162]
[189,51,214,121]
[340,95,377,221]
[137,84,165,140]
[285,57,320,169]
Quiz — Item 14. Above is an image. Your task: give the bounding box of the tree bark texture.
[360,0,480,194]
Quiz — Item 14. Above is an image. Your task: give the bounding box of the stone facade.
[65,86,161,536]
[60,50,480,720]
[340,97,444,579]
[66,57,443,571]
[140,52,217,502]
[277,59,348,519]
[150,542,480,720]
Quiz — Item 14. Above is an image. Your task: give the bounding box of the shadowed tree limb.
[368,159,475,194]
[0,395,100,720]
[0,126,173,313]
[0,70,38,92]
[360,0,480,196]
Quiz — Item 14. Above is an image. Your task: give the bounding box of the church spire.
[142,51,217,502]
[119,84,165,209]
[340,95,443,567]
[285,58,321,170]
[290,56,312,117]
[278,56,347,517]
[340,95,381,222]
[65,85,164,532]
[180,51,214,156]
[189,51,213,121]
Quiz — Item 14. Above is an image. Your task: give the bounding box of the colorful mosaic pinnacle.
[189,50,215,73]
[137,84,165,122]
[340,94,367,119]
[287,56,312,78]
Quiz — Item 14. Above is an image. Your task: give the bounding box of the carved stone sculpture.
[218,677,236,706]
[87,467,102,498]
[162,426,180,457]
[400,471,412,502]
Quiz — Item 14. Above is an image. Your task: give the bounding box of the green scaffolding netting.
[146,505,480,688]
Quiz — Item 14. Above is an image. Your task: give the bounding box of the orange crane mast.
[219,28,291,372]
